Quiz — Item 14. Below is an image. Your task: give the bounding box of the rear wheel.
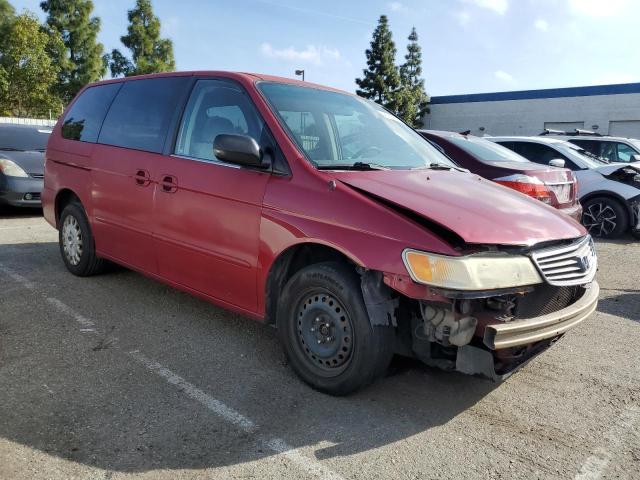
[58,202,105,276]
[277,262,394,395]
[582,197,629,238]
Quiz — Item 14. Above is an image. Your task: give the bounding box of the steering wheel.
[352,145,382,159]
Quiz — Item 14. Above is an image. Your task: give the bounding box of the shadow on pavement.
[597,290,640,322]
[0,241,497,473]
[0,205,43,219]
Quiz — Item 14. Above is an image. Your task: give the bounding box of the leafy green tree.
[397,27,430,127]
[355,15,400,111]
[0,13,62,117]
[40,0,105,103]
[0,0,15,41]
[108,0,175,77]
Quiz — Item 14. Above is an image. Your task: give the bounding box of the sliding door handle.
[134,169,151,186]
[160,175,178,193]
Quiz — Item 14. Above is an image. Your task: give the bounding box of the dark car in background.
[0,124,51,207]
[418,130,582,222]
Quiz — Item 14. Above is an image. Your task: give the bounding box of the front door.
[151,79,271,313]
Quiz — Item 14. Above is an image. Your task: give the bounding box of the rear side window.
[61,83,121,142]
[99,77,189,153]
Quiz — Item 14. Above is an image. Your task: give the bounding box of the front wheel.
[582,197,629,238]
[277,262,394,395]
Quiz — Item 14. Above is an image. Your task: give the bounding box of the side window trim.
[94,82,124,143]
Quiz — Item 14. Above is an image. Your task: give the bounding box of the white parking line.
[1,263,96,329]
[1,263,345,480]
[45,297,95,328]
[575,406,640,480]
[130,350,346,480]
[0,264,36,290]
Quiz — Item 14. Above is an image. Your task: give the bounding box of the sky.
[10,0,640,96]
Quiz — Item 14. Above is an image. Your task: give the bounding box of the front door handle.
[160,174,178,193]
[134,169,151,186]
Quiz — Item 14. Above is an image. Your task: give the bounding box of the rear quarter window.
[98,77,189,153]
[61,83,122,142]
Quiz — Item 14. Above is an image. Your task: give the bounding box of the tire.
[582,197,629,238]
[277,261,394,395]
[58,201,105,276]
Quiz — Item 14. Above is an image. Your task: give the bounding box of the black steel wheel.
[582,197,629,238]
[295,291,354,374]
[277,262,394,395]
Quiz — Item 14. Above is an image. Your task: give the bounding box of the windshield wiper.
[428,163,453,170]
[317,162,388,171]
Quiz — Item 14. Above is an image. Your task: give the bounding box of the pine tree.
[40,0,105,103]
[108,0,175,77]
[355,15,400,111]
[397,27,429,128]
[0,13,62,117]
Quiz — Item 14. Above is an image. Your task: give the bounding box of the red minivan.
[43,72,599,394]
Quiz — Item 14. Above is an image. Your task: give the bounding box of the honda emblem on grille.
[578,255,591,272]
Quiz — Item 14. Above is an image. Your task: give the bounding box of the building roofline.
[430,82,640,104]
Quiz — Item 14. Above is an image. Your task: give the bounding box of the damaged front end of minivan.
[361,235,599,381]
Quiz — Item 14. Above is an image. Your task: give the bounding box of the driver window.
[175,80,263,162]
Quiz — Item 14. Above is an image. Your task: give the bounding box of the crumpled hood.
[335,169,585,246]
[595,161,640,176]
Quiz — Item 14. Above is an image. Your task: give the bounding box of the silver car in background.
[0,124,51,208]
[488,136,640,239]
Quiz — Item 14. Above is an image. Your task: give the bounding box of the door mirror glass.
[213,134,267,168]
[549,158,565,168]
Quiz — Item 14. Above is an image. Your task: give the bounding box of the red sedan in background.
[419,130,582,222]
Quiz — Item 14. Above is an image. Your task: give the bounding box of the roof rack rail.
[572,129,602,136]
[539,129,566,136]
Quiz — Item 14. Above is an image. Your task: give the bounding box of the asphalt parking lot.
[0,207,638,480]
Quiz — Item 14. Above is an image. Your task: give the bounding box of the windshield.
[0,126,51,151]
[258,82,455,170]
[556,142,604,169]
[627,139,640,155]
[446,135,529,163]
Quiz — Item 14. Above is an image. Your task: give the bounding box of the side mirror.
[213,134,269,169]
[549,158,565,168]
[632,154,640,162]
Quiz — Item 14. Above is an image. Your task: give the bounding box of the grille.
[514,285,583,319]
[30,173,44,179]
[531,236,597,286]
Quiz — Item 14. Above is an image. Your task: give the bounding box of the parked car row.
[29,71,603,395]
[418,130,640,240]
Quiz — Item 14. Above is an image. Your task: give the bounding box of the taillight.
[494,174,552,204]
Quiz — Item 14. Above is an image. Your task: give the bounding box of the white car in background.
[539,129,640,164]
[487,136,640,239]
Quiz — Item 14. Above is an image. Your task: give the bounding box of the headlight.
[0,159,28,178]
[402,249,543,290]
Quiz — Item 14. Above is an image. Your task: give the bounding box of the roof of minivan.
[84,70,348,94]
